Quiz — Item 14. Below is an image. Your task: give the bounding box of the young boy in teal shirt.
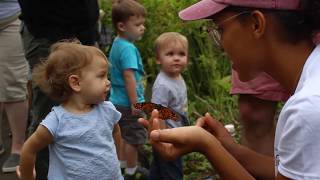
[109,0,148,179]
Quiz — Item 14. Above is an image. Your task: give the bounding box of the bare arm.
[225,143,275,179]
[112,123,121,158]
[201,137,290,180]
[196,114,280,180]
[148,124,255,180]
[197,135,254,180]
[241,149,276,179]
[20,125,53,180]
[123,69,142,114]
[123,69,137,105]
[141,111,291,180]
[140,110,254,180]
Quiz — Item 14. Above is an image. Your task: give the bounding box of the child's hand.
[131,104,143,116]
[196,113,236,152]
[16,165,36,180]
[16,165,21,179]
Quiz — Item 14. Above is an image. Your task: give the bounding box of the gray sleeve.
[151,84,171,107]
[151,85,183,128]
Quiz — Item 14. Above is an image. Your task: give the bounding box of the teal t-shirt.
[109,37,145,107]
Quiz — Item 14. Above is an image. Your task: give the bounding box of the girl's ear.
[250,10,267,39]
[68,75,81,92]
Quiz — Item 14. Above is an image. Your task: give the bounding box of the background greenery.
[100,0,239,179]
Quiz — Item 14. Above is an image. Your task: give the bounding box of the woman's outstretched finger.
[151,117,161,131]
[138,118,149,128]
[150,127,189,144]
[195,116,206,127]
[150,129,184,161]
[203,113,225,131]
[148,109,159,129]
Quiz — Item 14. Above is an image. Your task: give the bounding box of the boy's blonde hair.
[32,42,108,103]
[155,32,188,56]
[112,0,146,30]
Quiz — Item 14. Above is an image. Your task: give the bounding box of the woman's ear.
[68,75,81,92]
[250,10,267,39]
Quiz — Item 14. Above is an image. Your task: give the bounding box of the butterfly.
[133,102,180,121]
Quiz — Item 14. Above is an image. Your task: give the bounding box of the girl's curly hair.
[32,42,107,103]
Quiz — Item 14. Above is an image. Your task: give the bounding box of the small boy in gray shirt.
[149,32,189,180]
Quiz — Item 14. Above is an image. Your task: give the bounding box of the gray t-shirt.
[151,71,188,128]
[40,101,123,180]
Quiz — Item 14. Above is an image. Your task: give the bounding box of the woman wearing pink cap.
[140,0,320,179]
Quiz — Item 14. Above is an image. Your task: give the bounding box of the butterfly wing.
[133,102,156,114]
[133,102,144,110]
[158,107,178,121]
[133,102,180,121]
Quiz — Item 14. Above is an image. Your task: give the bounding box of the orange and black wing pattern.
[133,102,180,121]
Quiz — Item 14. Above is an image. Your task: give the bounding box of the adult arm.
[148,119,255,180]
[197,114,275,179]
[227,143,275,179]
[140,110,254,180]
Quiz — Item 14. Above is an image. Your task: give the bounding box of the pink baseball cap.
[179,0,301,21]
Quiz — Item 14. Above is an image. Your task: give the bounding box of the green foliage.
[100,0,239,178]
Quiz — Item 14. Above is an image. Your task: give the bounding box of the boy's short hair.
[112,0,146,30]
[32,42,107,102]
[155,32,189,55]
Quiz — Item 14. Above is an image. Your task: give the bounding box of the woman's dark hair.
[228,0,320,43]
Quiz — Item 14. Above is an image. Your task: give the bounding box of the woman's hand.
[150,123,219,161]
[138,109,163,136]
[196,113,236,152]
[139,110,219,160]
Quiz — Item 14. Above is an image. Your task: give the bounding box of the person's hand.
[138,109,167,132]
[150,119,219,161]
[139,110,219,160]
[131,104,142,116]
[16,165,21,179]
[16,165,36,179]
[196,113,236,152]
[138,109,166,137]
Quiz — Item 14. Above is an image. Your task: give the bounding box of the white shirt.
[275,45,320,179]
